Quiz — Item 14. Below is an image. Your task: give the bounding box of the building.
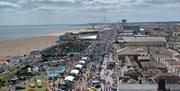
[79,31,99,35]
[122,19,127,26]
[152,49,180,77]
[78,31,99,42]
[59,30,99,42]
[120,19,140,34]
[78,34,98,42]
[59,32,78,41]
[118,84,158,91]
[118,37,167,48]
[123,26,140,33]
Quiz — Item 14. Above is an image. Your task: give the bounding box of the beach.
[0,36,58,57]
[0,29,97,57]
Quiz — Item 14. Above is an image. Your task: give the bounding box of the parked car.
[18,76,26,80]
[91,80,101,88]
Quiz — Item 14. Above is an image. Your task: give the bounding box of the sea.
[0,25,90,41]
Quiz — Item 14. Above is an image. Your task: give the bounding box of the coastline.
[0,29,98,57]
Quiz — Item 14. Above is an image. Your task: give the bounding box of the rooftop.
[119,37,167,42]
[117,48,148,55]
[78,35,97,40]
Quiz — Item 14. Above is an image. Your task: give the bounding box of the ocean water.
[0,25,90,41]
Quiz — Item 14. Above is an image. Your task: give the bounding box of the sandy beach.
[0,36,58,57]
[0,29,97,57]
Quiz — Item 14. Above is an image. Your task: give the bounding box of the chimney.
[158,78,166,91]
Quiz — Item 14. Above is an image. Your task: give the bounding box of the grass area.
[0,86,9,91]
[0,68,19,85]
[17,78,49,91]
[0,75,49,91]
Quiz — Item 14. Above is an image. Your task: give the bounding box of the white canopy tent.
[65,76,75,81]
[79,60,86,64]
[81,57,88,60]
[75,64,83,69]
[70,69,80,75]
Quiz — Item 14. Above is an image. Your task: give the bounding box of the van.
[36,79,42,88]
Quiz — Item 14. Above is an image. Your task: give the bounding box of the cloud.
[1,0,179,25]
[0,1,21,11]
[18,0,77,5]
[15,0,180,15]
[17,0,180,10]
[144,0,179,4]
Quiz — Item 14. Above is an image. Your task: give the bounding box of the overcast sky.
[0,0,180,25]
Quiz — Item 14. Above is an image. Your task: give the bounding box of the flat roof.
[141,61,166,68]
[120,37,166,42]
[78,35,97,40]
[118,48,148,55]
[138,56,150,60]
[119,84,158,90]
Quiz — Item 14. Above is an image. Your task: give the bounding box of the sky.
[0,0,180,25]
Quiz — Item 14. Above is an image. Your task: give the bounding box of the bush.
[16,65,34,76]
[0,79,6,86]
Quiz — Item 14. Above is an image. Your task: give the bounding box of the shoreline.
[0,29,98,57]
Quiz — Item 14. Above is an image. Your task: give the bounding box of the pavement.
[100,53,116,91]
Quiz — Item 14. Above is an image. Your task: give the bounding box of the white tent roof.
[79,60,85,64]
[70,69,80,75]
[81,57,88,60]
[65,76,75,81]
[75,64,83,68]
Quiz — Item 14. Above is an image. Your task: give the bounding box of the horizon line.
[1,21,180,26]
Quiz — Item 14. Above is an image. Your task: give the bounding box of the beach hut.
[65,76,75,82]
[75,64,83,69]
[70,69,80,75]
